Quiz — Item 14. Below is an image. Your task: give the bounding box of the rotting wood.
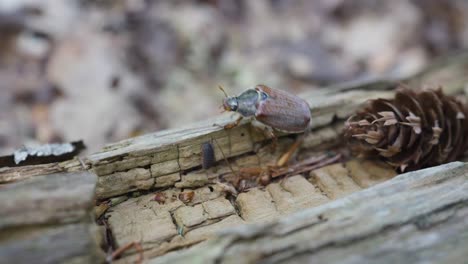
[83,51,468,200]
[148,161,468,264]
[105,159,397,262]
[0,171,105,264]
[0,52,465,264]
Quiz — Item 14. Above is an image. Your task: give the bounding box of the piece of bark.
[148,162,468,264]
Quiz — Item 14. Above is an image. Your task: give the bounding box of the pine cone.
[344,87,468,172]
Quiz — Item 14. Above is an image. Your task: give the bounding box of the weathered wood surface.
[106,159,396,262]
[1,52,465,263]
[149,161,468,264]
[0,171,105,264]
[0,158,84,184]
[0,223,103,264]
[84,51,468,199]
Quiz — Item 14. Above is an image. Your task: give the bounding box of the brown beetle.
[220,84,311,132]
[219,84,311,166]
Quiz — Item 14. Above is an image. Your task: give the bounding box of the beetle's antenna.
[218,85,229,98]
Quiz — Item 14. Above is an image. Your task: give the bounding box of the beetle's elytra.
[221,84,311,133]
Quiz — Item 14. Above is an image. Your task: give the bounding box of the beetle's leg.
[276,135,303,167]
[265,128,277,152]
[250,121,277,151]
[213,115,243,130]
[224,115,243,129]
[277,125,310,167]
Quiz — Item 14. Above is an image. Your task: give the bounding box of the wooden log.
[84,51,468,199]
[149,162,468,264]
[0,53,464,263]
[0,171,105,264]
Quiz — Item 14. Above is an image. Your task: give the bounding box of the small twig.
[213,138,239,178]
[272,154,342,178]
[290,154,342,176]
[270,154,328,178]
[289,154,329,170]
[109,241,144,264]
[238,167,264,178]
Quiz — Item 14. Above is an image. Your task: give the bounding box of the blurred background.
[1,0,467,154]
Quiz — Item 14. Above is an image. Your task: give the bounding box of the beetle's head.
[218,85,238,112]
[223,97,238,112]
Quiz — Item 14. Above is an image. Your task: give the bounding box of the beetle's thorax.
[229,89,264,117]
